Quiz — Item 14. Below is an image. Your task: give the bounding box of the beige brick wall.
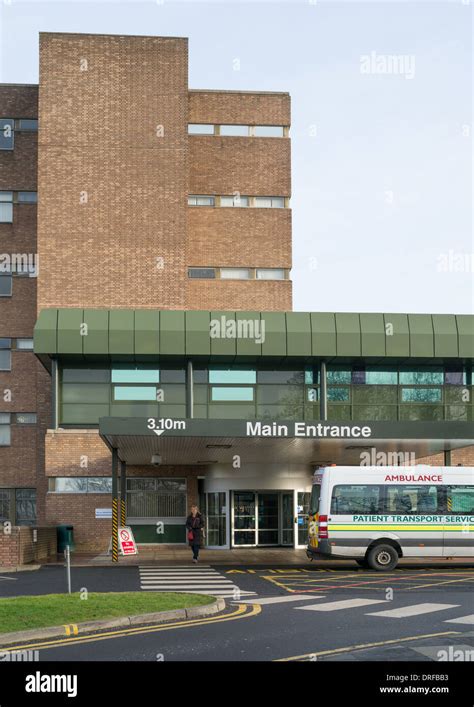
[38,33,189,311]
[188,90,290,126]
[44,429,201,550]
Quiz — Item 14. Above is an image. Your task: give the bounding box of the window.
[15,489,36,525]
[17,192,37,203]
[444,369,466,385]
[399,369,444,385]
[220,268,251,279]
[220,195,249,207]
[188,268,216,279]
[0,192,13,223]
[252,125,285,137]
[188,195,215,207]
[209,369,256,384]
[15,413,37,424]
[0,413,11,446]
[15,338,34,350]
[310,484,321,514]
[188,124,214,135]
[365,369,398,385]
[254,196,285,208]
[0,339,11,370]
[0,490,12,522]
[62,368,110,383]
[17,119,38,131]
[127,477,187,517]
[256,268,286,280]
[211,387,254,401]
[111,369,159,383]
[447,486,474,514]
[220,125,249,137]
[331,485,382,514]
[327,367,351,384]
[114,386,157,401]
[328,388,350,401]
[0,274,12,296]
[401,388,442,403]
[385,485,439,514]
[257,370,304,384]
[49,477,112,493]
[0,119,14,150]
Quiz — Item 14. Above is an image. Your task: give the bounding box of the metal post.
[120,459,126,526]
[51,359,59,429]
[65,545,71,594]
[112,448,119,562]
[186,359,194,418]
[444,449,452,466]
[319,360,327,421]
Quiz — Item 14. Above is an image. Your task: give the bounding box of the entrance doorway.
[231,491,310,548]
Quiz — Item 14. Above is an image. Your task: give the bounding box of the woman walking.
[186,504,205,563]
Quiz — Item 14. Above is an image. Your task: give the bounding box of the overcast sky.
[0,0,472,315]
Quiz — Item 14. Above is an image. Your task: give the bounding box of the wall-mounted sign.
[95,508,112,519]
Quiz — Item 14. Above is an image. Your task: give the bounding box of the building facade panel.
[188,136,291,196]
[188,90,290,126]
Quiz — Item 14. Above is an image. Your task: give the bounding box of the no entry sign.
[118,526,138,555]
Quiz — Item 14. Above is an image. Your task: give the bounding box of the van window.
[447,486,474,514]
[385,485,439,514]
[331,485,381,514]
[310,484,321,514]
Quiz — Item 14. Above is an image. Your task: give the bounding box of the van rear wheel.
[367,544,398,571]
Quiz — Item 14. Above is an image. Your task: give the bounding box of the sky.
[0,0,472,315]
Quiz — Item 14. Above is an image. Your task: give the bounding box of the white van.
[307,465,474,571]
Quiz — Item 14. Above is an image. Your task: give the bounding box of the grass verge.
[0,592,214,633]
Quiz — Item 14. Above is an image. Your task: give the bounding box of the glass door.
[281,492,294,546]
[295,491,311,548]
[257,493,279,545]
[205,491,228,548]
[232,491,256,546]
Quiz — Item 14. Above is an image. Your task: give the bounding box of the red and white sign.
[118,526,138,555]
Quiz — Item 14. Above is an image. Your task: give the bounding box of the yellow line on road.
[276,631,461,662]
[2,603,261,653]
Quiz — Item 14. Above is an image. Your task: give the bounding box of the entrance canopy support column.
[111,448,119,562]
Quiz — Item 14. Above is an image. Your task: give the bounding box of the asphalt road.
[1,563,473,662]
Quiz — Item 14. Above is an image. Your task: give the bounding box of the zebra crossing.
[233,594,473,625]
[138,565,257,598]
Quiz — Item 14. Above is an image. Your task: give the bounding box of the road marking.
[295,598,388,612]
[0,576,17,581]
[366,603,460,618]
[232,594,327,605]
[139,565,256,596]
[1,603,261,652]
[444,615,474,625]
[275,631,461,661]
[63,624,78,637]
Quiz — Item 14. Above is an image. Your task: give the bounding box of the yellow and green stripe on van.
[329,524,473,532]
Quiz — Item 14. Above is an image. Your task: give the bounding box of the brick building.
[1,33,472,555]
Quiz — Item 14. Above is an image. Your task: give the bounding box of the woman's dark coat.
[186,513,205,546]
